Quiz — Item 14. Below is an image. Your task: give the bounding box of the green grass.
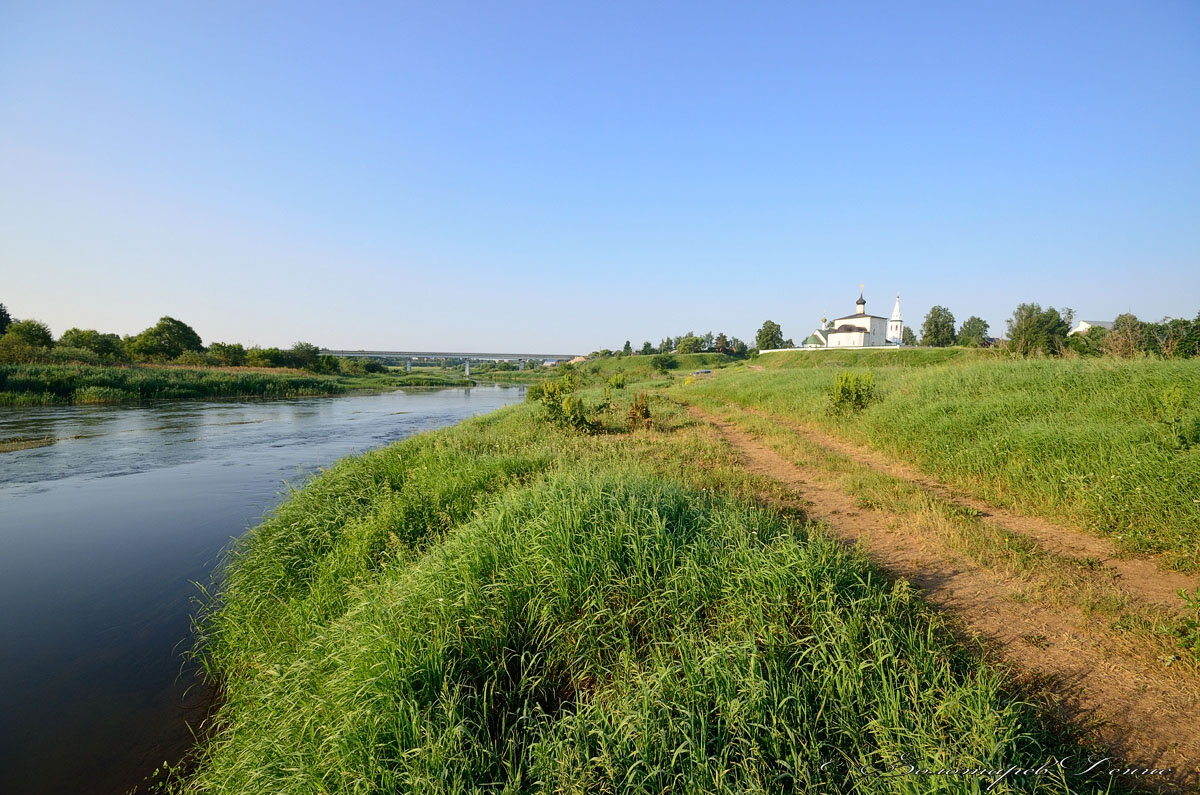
[175,398,1130,794]
[0,364,346,405]
[682,355,1200,568]
[755,347,996,369]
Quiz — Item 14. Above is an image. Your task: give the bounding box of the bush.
[175,351,216,367]
[0,335,40,364]
[45,346,101,365]
[4,319,54,349]
[627,391,651,430]
[650,354,676,373]
[74,385,135,404]
[827,370,877,416]
[607,373,626,390]
[537,375,592,431]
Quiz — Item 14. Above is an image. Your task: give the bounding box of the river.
[0,385,524,794]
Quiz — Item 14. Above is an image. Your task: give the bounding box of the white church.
[798,288,904,349]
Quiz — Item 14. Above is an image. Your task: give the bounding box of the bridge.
[320,349,582,362]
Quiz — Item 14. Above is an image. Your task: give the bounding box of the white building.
[1068,320,1113,337]
[824,290,895,347]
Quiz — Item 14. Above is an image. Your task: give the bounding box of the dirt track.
[687,404,1200,790]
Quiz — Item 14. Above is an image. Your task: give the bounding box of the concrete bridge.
[320,349,582,362]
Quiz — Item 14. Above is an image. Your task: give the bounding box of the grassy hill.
[683,354,1200,568]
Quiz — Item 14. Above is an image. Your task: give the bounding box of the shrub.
[650,354,676,373]
[607,373,626,390]
[827,370,877,416]
[45,346,101,365]
[537,376,592,431]
[175,350,215,367]
[74,385,135,404]
[627,391,651,430]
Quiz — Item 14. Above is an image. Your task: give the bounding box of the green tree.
[675,335,703,354]
[208,342,248,366]
[4,319,53,348]
[659,337,672,353]
[59,328,127,361]
[650,354,676,373]
[714,332,729,353]
[921,306,957,347]
[1006,303,1070,356]
[0,303,11,336]
[289,341,322,370]
[755,320,785,351]
[1066,325,1108,357]
[901,326,918,346]
[622,340,633,356]
[957,316,990,347]
[730,337,748,355]
[639,341,653,355]
[127,316,203,360]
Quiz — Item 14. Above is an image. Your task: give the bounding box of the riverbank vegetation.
[0,364,348,405]
[173,390,1128,794]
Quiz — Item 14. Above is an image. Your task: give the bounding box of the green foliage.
[607,373,626,390]
[127,316,204,360]
[0,334,38,364]
[178,406,1112,795]
[207,342,247,366]
[73,385,135,404]
[626,390,651,430]
[639,340,653,355]
[0,364,344,405]
[44,345,102,365]
[754,319,785,351]
[1066,325,1109,357]
[650,353,677,373]
[901,325,918,346]
[957,316,990,347]
[0,302,10,336]
[1173,588,1200,658]
[1006,303,1070,356]
[536,374,593,431]
[622,340,633,356]
[4,319,54,348]
[827,370,877,416]
[289,341,321,370]
[920,305,957,347]
[688,356,1200,568]
[675,335,703,354]
[58,328,128,361]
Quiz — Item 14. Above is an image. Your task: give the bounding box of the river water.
[0,385,524,794]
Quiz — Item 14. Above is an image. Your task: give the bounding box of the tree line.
[0,303,385,374]
[590,330,751,359]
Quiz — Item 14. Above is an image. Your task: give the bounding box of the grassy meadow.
[173,392,1131,795]
[680,350,1200,568]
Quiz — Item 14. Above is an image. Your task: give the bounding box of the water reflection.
[0,386,523,794]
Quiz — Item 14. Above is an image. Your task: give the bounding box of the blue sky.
[2,1,1197,352]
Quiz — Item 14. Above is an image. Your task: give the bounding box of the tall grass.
[686,355,1200,567]
[0,363,345,405]
[177,402,1127,794]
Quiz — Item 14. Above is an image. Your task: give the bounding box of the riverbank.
[168,380,1153,794]
[0,364,478,406]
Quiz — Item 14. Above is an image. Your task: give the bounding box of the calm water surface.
[0,386,523,794]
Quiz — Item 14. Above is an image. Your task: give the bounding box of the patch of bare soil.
[744,407,1200,611]
[689,405,1200,790]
